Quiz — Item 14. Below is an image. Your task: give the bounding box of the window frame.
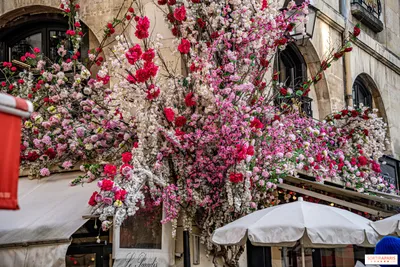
[0,13,89,63]
[352,78,372,108]
[112,209,175,266]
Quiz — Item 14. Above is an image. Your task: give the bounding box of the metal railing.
[351,0,382,18]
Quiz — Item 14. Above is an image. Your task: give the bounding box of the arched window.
[0,13,89,63]
[276,43,307,88]
[352,77,372,108]
[275,43,313,117]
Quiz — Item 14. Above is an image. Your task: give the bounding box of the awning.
[278,176,400,217]
[0,172,97,267]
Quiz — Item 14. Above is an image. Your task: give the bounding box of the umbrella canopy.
[212,197,379,248]
[370,214,400,236]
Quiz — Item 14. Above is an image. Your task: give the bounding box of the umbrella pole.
[301,239,305,267]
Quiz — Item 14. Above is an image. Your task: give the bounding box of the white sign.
[365,254,398,265]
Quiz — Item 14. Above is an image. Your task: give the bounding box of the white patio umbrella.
[212,197,379,267]
[370,213,400,236]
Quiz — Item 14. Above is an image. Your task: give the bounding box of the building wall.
[1,0,400,266]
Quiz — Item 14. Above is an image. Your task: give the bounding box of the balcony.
[351,0,384,33]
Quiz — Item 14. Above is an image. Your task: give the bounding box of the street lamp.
[283,0,318,45]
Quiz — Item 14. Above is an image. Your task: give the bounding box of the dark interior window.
[352,77,372,108]
[0,13,88,64]
[274,43,312,117]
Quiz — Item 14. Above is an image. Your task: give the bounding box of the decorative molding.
[352,37,400,75]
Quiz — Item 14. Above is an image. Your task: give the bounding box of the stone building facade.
[0,0,400,267]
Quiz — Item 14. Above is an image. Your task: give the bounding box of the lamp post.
[283,0,318,45]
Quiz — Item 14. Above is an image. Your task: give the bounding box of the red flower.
[127,74,137,84]
[353,25,361,37]
[175,128,185,136]
[88,191,98,206]
[122,152,133,163]
[358,156,368,166]
[126,44,142,64]
[334,114,341,120]
[168,0,177,5]
[101,179,114,191]
[344,47,353,52]
[1,81,6,87]
[372,162,381,173]
[128,7,135,13]
[27,151,39,162]
[146,85,160,100]
[33,47,41,53]
[334,52,344,59]
[158,0,168,4]
[350,157,357,166]
[351,110,359,117]
[11,67,16,72]
[164,108,175,122]
[315,154,324,162]
[341,109,349,116]
[126,14,132,20]
[141,49,155,62]
[229,173,244,183]
[247,146,255,156]
[175,116,187,127]
[115,189,127,201]
[260,58,269,68]
[174,5,186,21]
[363,129,369,136]
[185,92,196,107]
[178,39,190,54]
[197,18,206,28]
[104,164,117,178]
[192,0,201,3]
[171,27,179,36]
[45,148,56,159]
[135,16,150,39]
[250,118,264,129]
[273,72,279,81]
[280,87,288,96]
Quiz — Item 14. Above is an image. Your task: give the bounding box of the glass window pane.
[119,205,162,249]
[10,32,42,61]
[49,30,68,62]
[66,254,96,267]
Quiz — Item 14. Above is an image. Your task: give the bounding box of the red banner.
[0,112,22,210]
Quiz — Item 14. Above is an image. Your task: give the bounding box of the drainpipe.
[341,0,353,108]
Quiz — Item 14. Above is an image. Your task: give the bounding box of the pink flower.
[62,161,73,169]
[40,168,51,177]
[174,5,186,21]
[178,39,190,54]
[33,47,41,53]
[164,108,175,122]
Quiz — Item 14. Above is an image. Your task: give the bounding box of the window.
[0,13,88,64]
[119,204,163,249]
[350,0,383,32]
[352,77,372,108]
[250,244,374,267]
[275,43,313,117]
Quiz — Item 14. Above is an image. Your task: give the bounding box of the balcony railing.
[351,0,383,32]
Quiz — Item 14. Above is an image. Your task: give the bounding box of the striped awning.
[0,93,33,118]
